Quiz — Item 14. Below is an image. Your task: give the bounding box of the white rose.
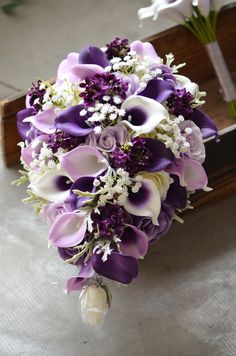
[80,284,110,326]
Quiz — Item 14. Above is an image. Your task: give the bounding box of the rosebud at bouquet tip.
[13,36,218,325]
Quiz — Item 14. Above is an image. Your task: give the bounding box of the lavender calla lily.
[130,40,160,62]
[61,145,109,181]
[24,108,56,134]
[167,157,209,190]
[69,176,95,210]
[49,212,87,247]
[92,251,138,284]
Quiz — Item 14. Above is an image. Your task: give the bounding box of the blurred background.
[0,1,236,356]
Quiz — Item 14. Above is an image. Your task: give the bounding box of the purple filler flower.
[106,37,130,60]
[132,203,175,244]
[79,73,128,107]
[166,88,194,118]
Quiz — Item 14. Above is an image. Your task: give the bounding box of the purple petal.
[21,135,48,167]
[49,212,87,247]
[69,176,95,210]
[92,252,138,284]
[65,276,83,294]
[56,52,80,85]
[139,79,174,102]
[120,225,148,258]
[165,175,187,209]
[167,158,208,190]
[130,40,159,61]
[61,145,108,181]
[55,105,93,136]
[71,64,104,81]
[28,108,56,134]
[189,109,218,140]
[144,138,175,171]
[79,46,110,68]
[17,107,34,140]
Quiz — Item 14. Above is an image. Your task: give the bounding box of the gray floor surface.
[0,1,236,355]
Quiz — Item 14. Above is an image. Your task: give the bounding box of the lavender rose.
[132,203,174,244]
[41,202,67,225]
[85,123,130,152]
[180,120,206,163]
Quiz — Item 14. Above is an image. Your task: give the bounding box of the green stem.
[228,100,236,118]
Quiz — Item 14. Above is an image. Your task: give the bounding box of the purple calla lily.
[61,145,109,181]
[69,176,95,210]
[144,138,175,172]
[55,105,93,136]
[17,107,34,140]
[49,212,87,248]
[119,225,148,259]
[189,109,218,140]
[65,260,94,294]
[92,251,138,284]
[79,46,110,68]
[165,175,187,209]
[139,78,174,102]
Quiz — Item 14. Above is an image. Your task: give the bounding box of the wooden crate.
[1,4,236,209]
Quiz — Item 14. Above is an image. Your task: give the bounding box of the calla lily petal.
[29,169,72,202]
[130,40,159,62]
[71,64,104,81]
[120,225,148,259]
[190,109,218,140]
[17,108,34,140]
[56,52,79,85]
[165,175,187,209]
[144,138,175,172]
[123,178,161,225]
[21,135,48,167]
[167,158,208,190]
[61,145,108,181]
[79,46,110,68]
[24,108,56,134]
[69,176,95,210]
[55,105,93,136]
[121,95,169,136]
[49,212,87,247]
[65,260,94,294]
[139,78,174,102]
[92,252,138,284]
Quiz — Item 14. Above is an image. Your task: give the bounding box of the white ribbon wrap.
[205,41,236,102]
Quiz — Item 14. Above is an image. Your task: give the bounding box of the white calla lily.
[193,0,211,17]
[121,95,168,136]
[29,168,71,203]
[123,178,161,226]
[140,171,171,200]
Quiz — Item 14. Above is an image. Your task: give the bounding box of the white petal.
[29,168,71,202]
[123,178,161,225]
[121,95,169,136]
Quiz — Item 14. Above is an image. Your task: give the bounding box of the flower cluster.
[16,38,217,322]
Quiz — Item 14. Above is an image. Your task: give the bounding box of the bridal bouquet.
[15,37,217,326]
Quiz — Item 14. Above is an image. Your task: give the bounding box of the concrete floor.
[1,1,236,355]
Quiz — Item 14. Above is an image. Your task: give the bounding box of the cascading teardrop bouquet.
[15,37,218,326]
